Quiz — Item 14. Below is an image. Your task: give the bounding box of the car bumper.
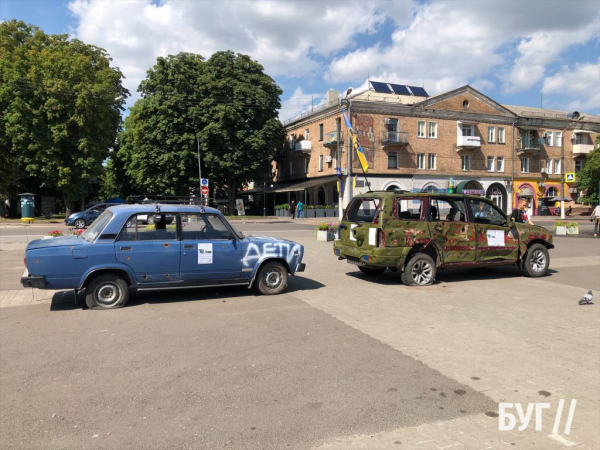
[295,263,306,273]
[333,242,407,268]
[65,218,75,226]
[21,273,46,288]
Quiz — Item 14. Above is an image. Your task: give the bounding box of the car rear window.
[345,198,381,223]
[82,210,113,242]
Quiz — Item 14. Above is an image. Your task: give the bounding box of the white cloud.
[543,61,600,112]
[278,87,325,122]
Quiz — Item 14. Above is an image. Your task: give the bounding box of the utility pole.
[197,137,203,206]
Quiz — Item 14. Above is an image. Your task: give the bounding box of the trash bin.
[19,193,35,223]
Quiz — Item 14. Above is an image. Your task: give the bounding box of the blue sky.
[2,0,599,121]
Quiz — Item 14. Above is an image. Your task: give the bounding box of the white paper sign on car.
[198,243,213,264]
[486,230,505,247]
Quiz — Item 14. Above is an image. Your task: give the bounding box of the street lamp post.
[560,113,584,219]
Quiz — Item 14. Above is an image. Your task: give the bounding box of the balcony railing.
[323,131,343,148]
[456,135,481,149]
[294,141,311,152]
[381,131,408,146]
[517,138,542,155]
[573,143,594,157]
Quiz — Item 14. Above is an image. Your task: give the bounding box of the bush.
[552,221,566,229]
[315,222,336,231]
[307,205,314,209]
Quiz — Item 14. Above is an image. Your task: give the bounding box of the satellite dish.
[537,138,546,145]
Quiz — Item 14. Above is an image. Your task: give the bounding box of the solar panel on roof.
[408,86,429,97]
[370,81,392,93]
[389,84,411,95]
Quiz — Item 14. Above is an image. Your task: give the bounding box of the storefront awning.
[241,176,338,195]
[519,186,534,196]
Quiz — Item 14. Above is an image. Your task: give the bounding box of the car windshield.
[82,210,113,242]
[345,198,381,223]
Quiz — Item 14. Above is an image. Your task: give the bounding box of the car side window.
[469,199,507,226]
[394,198,423,220]
[430,198,467,222]
[181,214,232,240]
[119,214,177,241]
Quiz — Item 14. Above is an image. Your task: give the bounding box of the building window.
[304,158,309,174]
[417,153,425,169]
[498,127,505,143]
[428,153,436,169]
[386,118,398,132]
[545,131,553,146]
[290,161,295,176]
[496,156,504,172]
[488,127,495,143]
[461,155,471,171]
[304,128,309,140]
[487,156,495,172]
[545,159,552,174]
[318,124,323,141]
[575,160,584,172]
[318,155,323,172]
[461,125,473,136]
[463,100,470,109]
[417,121,426,138]
[555,131,562,147]
[388,151,398,169]
[428,122,437,139]
[521,158,530,173]
[553,159,561,174]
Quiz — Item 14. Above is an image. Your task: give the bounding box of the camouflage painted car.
[333,192,553,286]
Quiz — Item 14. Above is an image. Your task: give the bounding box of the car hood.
[26,235,84,251]
[244,235,299,246]
[516,223,553,243]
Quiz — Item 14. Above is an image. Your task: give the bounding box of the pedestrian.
[289,200,296,219]
[591,204,600,237]
[297,200,303,219]
[510,197,534,225]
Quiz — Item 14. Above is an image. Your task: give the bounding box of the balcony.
[294,140,311,153]
[381,131,408,147]
[573,143,594,157]
[456,135,481,151]
[323,131,343,148]
[517,139,542,155]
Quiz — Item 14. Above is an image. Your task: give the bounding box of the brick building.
[245,82,600,216]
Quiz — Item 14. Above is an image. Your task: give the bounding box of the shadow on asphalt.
[49,276,325,311]
[344,266,559,286]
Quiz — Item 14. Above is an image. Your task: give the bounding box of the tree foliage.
[114,51,285,210]
[0,20,128,212]
[576,136,600,206]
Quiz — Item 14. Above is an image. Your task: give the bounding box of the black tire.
[255,262,288,295]
[520,243,550,277]
[74,219,86,229]
[85,273,129,309]
[358,266,386,275]
[401,254,436,286]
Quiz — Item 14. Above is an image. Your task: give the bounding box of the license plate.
[347,259,365,267]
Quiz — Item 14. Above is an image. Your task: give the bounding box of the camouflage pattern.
[334,192,553,272]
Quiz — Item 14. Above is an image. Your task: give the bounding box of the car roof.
[106,204,222,215]
[352,191,489,200]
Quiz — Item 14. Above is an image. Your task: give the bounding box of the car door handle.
[183,245,194,249]
[120,246,132,251]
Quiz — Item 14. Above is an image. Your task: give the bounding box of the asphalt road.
[1,220,599,449]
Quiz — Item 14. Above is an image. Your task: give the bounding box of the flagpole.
[341,107,372,192]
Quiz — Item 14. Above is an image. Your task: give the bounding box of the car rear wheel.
[255,262,288,295]
[74,219,86,229]
[401,254,436,286]
[85,274,129,309]
[358,266,386,275]
[521,243,550,277]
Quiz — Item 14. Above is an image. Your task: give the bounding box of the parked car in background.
[24,204,306,309]
[334,192,553,286]
[65,203,120,229]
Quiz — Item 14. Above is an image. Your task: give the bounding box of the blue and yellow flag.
[341,107,369,173]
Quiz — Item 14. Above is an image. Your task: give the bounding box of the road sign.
[201,186,209,195]
[201,178,209,186]
[565,173,576,183]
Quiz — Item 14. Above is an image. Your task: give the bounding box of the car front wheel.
[255,262,288,295]
[74,219,86,229]
[521,243,550,277]
[85,274,129,309]
[401,254,436,286]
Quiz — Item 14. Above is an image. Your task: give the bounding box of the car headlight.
[68,214,75,219]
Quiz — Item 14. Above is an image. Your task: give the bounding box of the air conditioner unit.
[384,118,392,125]
[541,168,547,174]
[325,156,332,163]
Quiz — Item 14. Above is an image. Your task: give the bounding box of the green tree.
[577,137,600,206]
[115,51,284,211]
[0,20,128,214]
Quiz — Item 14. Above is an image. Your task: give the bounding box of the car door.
[179,213,242,282]
[428,197,476,264]
[115,213,181,284]
[468,198,518,262]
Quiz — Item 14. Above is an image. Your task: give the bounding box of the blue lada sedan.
[22,205,306,309]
